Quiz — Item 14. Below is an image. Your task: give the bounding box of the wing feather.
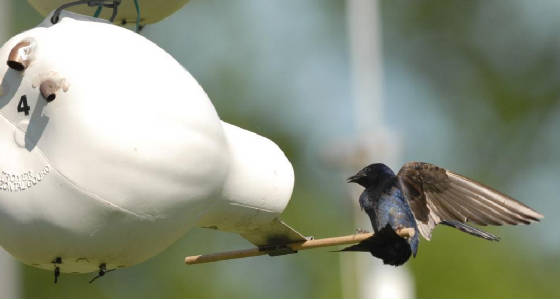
[434,191,488,225]
[447,173,542,221]
[448,182,529,224]
[398,162,543,240]
[444,188,505,225]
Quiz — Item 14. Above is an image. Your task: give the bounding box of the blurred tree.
[382,0,560,297]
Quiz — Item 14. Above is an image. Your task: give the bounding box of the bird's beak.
[346,173,362,183]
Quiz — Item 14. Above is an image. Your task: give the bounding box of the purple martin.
[342,162,543,266]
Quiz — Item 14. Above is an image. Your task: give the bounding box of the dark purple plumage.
[342,162,543,266]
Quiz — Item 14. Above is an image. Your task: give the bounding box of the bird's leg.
[355,228,370,234]
[52,257,62,284]
[89,263,116,284]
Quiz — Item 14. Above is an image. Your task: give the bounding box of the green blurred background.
[1,0,559,297]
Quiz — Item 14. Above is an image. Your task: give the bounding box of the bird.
[341,162,544,266]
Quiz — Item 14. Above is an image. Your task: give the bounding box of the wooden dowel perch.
[185,227,415,265]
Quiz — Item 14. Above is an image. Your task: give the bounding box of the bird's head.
[347,163,394,187]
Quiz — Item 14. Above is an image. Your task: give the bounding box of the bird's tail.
[440,220,500,241]
[339,224,412,266]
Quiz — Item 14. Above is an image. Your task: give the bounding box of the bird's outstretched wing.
[397,162,543,240]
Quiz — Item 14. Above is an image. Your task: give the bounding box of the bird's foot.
[355,228,370,234]
[395,227,415,239]
[89,263,116,284]
[52,257,62,284]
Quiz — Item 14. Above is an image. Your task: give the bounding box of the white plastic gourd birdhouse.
[0,13,304,276]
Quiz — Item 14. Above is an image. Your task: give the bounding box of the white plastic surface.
[198,123,295,235]
[0,17,294,273]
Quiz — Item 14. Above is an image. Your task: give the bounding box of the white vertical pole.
[0,1,21,296]
[347,0,384,132]
[340,0,414,298]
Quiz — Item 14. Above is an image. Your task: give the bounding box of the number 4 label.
[17,95,30,116]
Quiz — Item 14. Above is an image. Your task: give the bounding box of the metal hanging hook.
[51,0,122,24]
